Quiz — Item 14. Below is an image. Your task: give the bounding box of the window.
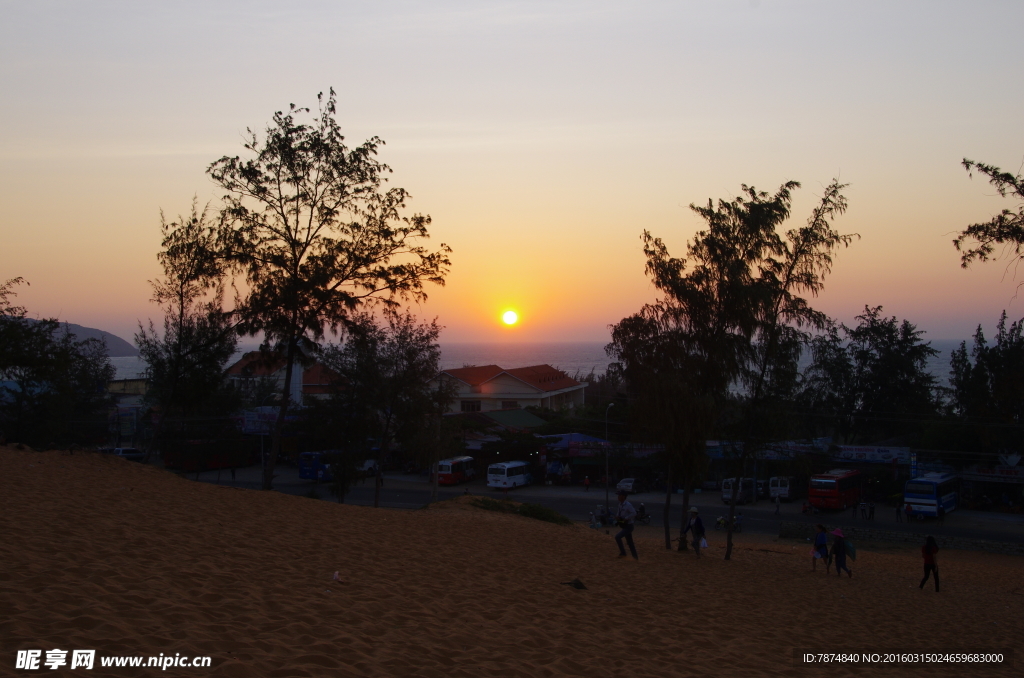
[811,479,836,491]
[460,400,481,413]
[502,401,519,410]
[905,482,935,496]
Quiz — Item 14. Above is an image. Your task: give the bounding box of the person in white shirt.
[615,490,638,560]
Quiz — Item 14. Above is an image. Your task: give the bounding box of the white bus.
[487,461,533,489]
[904,472,958,517]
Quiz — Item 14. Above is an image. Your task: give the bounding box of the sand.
[2,446,1021,677]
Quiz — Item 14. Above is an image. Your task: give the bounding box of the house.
[226,352,337,406]
[437,364,585,414]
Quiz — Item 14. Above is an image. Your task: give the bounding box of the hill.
[24,319,138,357]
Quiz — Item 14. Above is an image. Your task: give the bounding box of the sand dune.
[2,446,1021,677]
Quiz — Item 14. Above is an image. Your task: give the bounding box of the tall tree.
[135,201,238,433]
[949,311,1024,456]
[209,90,451,489]
[611,179,852,560]
[320,309,446,507]
[799,306,940,444]
[954,158,1024,269]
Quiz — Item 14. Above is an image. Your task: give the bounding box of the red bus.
[808,469,861,510]
[436,456,476,485]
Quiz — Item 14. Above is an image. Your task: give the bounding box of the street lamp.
[605,402,614,511]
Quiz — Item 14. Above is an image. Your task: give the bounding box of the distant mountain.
[63,323,139,357]
[24,320,139,357]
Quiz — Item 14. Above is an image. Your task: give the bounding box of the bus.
[721,478,755,504]
[903,473,958,517]
[487,461,533,489]
[436,456,475,485]
[808,469,861,510]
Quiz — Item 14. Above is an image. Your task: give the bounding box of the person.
[774,495,781,515]
[584,476,590,492]
[735,512,744,531]
[905,503,914,522]
[868,502,875,521]
[860,501,868,519]
[896,501,903,522]
[637,502,648,519]
[614,490,638,560]
[830,528,852,578]
[812,524,829,572]
[682,507,705,558]
[937,502,945,526]
[919,535,939,592]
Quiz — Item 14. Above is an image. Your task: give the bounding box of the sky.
[2,1,1023,345]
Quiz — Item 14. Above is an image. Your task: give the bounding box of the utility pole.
[605,402,614,513]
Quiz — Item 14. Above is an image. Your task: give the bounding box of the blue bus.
[903,472,958,517]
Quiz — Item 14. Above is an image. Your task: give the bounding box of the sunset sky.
[2,1,1023,345]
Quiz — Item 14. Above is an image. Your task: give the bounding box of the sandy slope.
[2,446,1021,677]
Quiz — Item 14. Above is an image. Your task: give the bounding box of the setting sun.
[502,310,519,326]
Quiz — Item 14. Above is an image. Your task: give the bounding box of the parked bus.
[721,477,755,504]
[903,472,958,517]
[436,456,476,485]
[487,460,533,489]
[299,451,335,482]
[769,476,795,501]
[808,469,861,510]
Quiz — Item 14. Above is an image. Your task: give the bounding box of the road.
[186,463,1024,544]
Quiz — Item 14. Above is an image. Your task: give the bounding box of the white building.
[437,364,585,414]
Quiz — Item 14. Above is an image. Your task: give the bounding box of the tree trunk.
[724,456,743,560]
[264,337,297,491]
[663,462,673,549]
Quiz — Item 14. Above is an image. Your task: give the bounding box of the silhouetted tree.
[320,309,445,507]
[611,179,853,559]
[0,278,114,447]
[949,311,1024,457]
[799,306,940,443]
[954,158,1024,270]
[135,201,238,433]
[208,90,451,489]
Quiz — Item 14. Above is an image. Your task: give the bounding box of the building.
[437,364,585,414]
[226,352,337,406]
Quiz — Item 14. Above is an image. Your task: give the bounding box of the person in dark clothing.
[868,502,875,520]
[851,503,858,519]
[830,528,852,578]
[905,503,914,522]
[812,524,830,572]
[682,507,705,558]
[920,536,939,592]
[937,503,945,526]
[614,490,638,560]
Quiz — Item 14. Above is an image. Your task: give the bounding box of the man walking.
[681,507,705,558]
[614,490,638,560]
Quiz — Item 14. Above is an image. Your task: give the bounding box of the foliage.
[207,90,451,489]
[0,278,114,446]
[949,311,1024,455]
[319,308,448,506]
[609,179,853,559]
[468,496,574,526]
[799,306,940,443]
[479,429,545,458]
[135,201,238,419]
[954,158,1024,268]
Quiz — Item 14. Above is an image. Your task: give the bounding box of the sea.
[109,339,966,383]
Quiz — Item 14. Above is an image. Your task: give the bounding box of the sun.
[502,310,519,326]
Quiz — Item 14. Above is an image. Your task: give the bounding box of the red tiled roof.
[441,365,504,386]
[226,351,286,377]
[302,363,339,395]
[504,365,580,392]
